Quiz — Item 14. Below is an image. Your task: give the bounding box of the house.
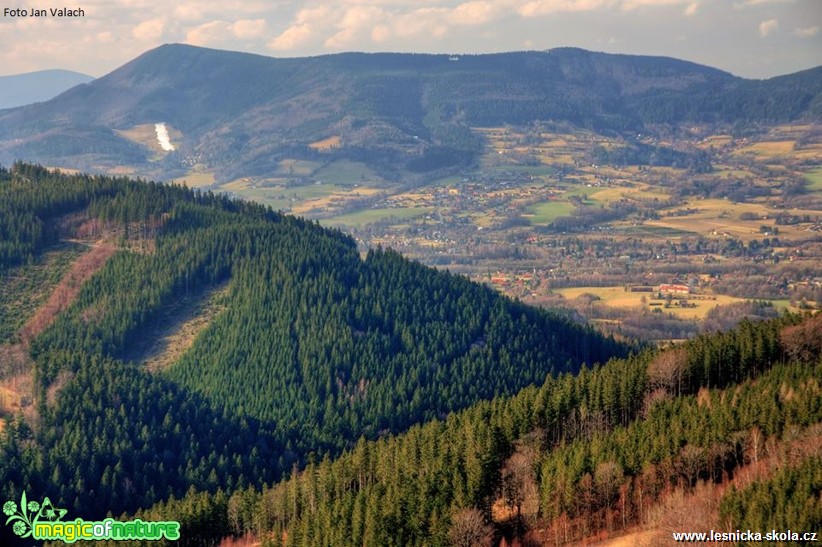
[659,284,690,295]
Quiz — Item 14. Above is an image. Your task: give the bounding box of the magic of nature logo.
[3,491,180,543]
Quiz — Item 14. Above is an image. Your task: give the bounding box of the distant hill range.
[0,69,94,109]
[0,44,819,181]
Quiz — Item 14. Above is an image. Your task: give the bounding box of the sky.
[1,0,820,79]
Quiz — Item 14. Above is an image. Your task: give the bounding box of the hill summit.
[0,44,820,180]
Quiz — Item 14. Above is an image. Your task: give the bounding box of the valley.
[173,121,822,341]
[0,43,820,546]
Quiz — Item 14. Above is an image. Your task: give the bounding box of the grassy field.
[240,186,336,211]
[115,123,183,159]
[555,286,748,319]
[643,198,818,242]
[278,159,322,176]
[527,200,574,224]
[805,167,822,191]
[614,225,697,238]
[175,170,216,188]
[696,135,733,149]
[712,165,755,179]
[115,124,162,150]
[323,207,432,227]
[221,176,388,216]
[734,140,795,158]
[313,160,384,186]
[587,185,665,203]
[308,136,341,151]
[489,165,556,176]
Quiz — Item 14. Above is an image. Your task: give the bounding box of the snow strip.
[154,123,175,152]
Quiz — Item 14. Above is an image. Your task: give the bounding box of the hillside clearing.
[20,242,117,344]
[0,244,83,343]
[129,280,232,372]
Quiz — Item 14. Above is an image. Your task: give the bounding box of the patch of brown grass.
[20,243,117,344]
[0,344,36,427]
[134,281,231,372]
[45,369,74,408]
[217,533,261,547]
[308,135,341,150]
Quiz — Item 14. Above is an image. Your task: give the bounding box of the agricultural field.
[176,169,215,188]
[194,159,392,216]
[526,200,574,225]
[643,198,814,242]
[323,206,432,227]
[299,122,821,339]
[312,160,384,186]
[308,135,341,151]
[805,167,822,191]
[554,286,747,320]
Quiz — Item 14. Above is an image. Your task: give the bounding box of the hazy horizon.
[1,0,819,80]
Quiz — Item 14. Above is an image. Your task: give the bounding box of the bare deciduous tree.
[779,315,822,363]
[648,348,689,396]
[448,508,494,547]
[501,445,539,527]
[594,461,624,512]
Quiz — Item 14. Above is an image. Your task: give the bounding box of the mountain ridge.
[0,44,819,181]
[0,69,94,110]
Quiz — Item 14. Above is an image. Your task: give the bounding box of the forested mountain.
[0,164,625,543]
[126,313,821,547]
[0,70,93,110]
[0,45,819,180]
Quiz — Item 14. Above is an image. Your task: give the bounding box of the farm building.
[659,283,690,295]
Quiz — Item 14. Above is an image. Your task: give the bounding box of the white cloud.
[794,26,819,38]
[450,1,500,25]
[759,18,779,37]
[173,4,204,22]
[516,0,699,17]
[621,0,691,9]
[232,19,267,40]
[736,0,795,6]
[338,5,385,28]
[371,24,392,42]
[172,1,277,22]
[518,0,615,17]
[325,28,357,48]
[132,18,165,41]
[295,6,334,25]
[269,23,315,51]
[392,7,451,38]
[185,21,228,46]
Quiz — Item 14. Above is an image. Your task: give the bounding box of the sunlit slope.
[130,313,822,547]
[0,164,627,525]
[0,45,819,180]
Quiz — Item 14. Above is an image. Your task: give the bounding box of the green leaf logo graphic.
[36,498,67,522]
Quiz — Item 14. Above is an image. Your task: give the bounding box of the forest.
[0,163,626,544]
[123,313,822,547]
[1,164,818,545]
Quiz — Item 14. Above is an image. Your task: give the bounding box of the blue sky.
[1,0,819,78]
